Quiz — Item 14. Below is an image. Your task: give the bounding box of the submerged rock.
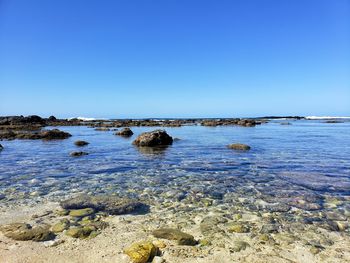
[74,140,89,146]
[0,144,3,151]
[133,130,173,147]
[95,127,110,131]
[70,151,89,157]
[116,127,133,137]
[152,228,197,246]
[60,195,147,215]
[124,241,158,263]
[228,143,251,151]
[0,223,55,241]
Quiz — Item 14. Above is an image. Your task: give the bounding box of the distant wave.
[68,117,105,121]
[306,116,350,120]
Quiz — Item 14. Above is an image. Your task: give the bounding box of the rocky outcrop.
[228,143,251,151]
[152,228,197,246]
[133,130,173,147]
[0,129,71,140]
[200,118,258,127]
[116,127,133,137]
[60,195,147,215]
[0,115,45,125]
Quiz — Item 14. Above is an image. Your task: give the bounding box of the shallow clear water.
[1,120,350,215]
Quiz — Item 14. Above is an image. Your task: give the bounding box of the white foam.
[305,116,350,120]
[68,117,104,121]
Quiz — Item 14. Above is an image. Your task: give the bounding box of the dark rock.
[60,195,147,215]
[0,223,55,241]
[228,143,251,151]
[0,129,71,140]
[116,127,133,137]
[152,228,197,246]
[70,151,88,157]
[40,129,71,140]
[133,130,173,147]
[48,115,57,121]
[0,144,3,151]
[74,140,89,146]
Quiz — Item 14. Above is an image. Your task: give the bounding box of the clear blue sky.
[0,0,349,118]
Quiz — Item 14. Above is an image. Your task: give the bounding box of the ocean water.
[1,120,350,218]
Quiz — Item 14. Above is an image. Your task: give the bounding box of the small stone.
[310,246,321,255]
[152,240,166,249]
[231,241,249,252]
[259,234,270,242]
[260,224,279,234]
[74,140,89,146]
[69,208,94,217]
[152,228,197,246]
[228,223,250,233]
[43,239,64,247]
[228,143,251,151]
[70,151,88,157]
[199,239,211,246]
[124,241,158,263]
[152,256,165,263]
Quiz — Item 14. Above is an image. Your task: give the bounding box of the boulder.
[133,130,173,147]
[48,115,57,121]
[60,195,147,215]
[228,143,251,151]
[74,140,89,146]
[0,144,3,151]
[152,228,197,246]
[116,127,133,137]
[40,129,71,140]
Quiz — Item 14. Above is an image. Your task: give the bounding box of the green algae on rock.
[51,219,70,233]
[65,227,93,239]
[152,228,197,246]
[69,208,95,217]
[0,223,55,241]
[124,240,158,263]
